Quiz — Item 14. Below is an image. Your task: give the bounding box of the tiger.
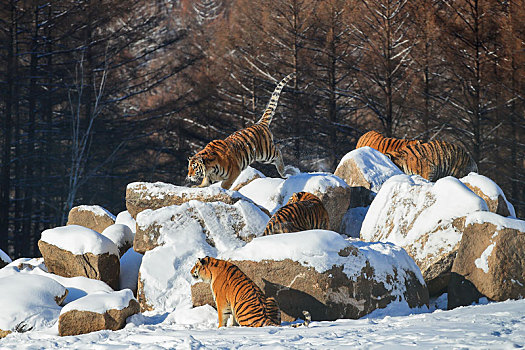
[263,192,330,236]
[356,130,420,154]
[386,140,478,181]
[186,73,295,190]
[190,256,281,327]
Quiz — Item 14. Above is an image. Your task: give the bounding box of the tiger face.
[191,257,212,282]
[187,157,206,183]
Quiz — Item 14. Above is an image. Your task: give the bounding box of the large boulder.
[135,200,264,311]
[126,181,269,219]
[360,174,488,296]
[239,172,352,233]
[38,225,120,289]
[101,224,134,257]
[58,290,139,336]
[228,166,265,192]
[0,274,68,336]
[134,199,269,254]
[0,248,11,269]
[191,230,428,322]
[334,147,404,208]
[67,205,115,233]
[448,212,525,309]
[460,173,516,217]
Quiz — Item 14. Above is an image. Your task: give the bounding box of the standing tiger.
[263,192,330,236]
[386,140,478,181]
[356,130,420,154]
[186,73,295,190]
[190,256,281,327]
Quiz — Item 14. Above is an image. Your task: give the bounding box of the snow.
[119,247,143,292]
[475,242,496,273]
[0,248,12,264]
[115,210,136,234]
[465,211,525,232]
[61,290,136,314]
[2,298,525,348]
[0,274,66,331]
[75,205,116,220]
[40,224,119,256]
[461,172,516,217]
[221,230,424,286]
[337,146,404,192]
[239,172,348,214]
[101,224,134,247]
[361,174,488,263]
[0,259,113,305]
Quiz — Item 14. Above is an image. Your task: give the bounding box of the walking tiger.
[263,192,330,236]
[186,73,295,189]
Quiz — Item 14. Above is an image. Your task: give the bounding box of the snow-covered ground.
[1,298,524,349]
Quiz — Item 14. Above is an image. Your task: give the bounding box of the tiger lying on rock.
[186,73,294,190]
[190,256,311,328]
[263,192,329,236]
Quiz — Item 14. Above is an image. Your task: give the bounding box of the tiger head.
[191,256,214,282]
[186,156,206,184]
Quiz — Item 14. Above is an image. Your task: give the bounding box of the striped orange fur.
[187,73,294,189]
[190,257,280,327]
[356,130,420,154]
[263,192,330,236]
[386,140,478,181]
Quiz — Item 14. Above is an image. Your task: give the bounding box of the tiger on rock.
[385,140,478,182]
[190,256,281,327]
[186,73,295,190]
[356,130,421,154]
[263,192,330,236]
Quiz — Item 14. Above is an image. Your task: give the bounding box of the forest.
[0,0,523,258]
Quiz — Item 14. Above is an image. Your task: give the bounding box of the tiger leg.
[196,176,212,188]
[220,167,241,190]
[273,149,286,178]
[216,300,230,328]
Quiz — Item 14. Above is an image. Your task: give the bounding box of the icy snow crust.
[40,225,119,256]
[0,274,66,331]
[0,248,11,264]
[361,174,488,262]
[337,146,404,192]
[2,298,525,348]
[75,205,116,220]
[222,230,425,285]
[61,289,136,314]
[239,172,348,214]
[460,172,516,217]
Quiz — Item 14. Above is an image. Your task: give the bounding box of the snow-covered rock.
[67,205,116,233]
[136,200,259,311]
[360,174,488,296]
[334,147,403,194]
[58,290,139,336]
[192,230,428,321]
[101,224,134,257]
[126,181,269,219]
[239,172,351,232]
[0,274,68,335]
[38,225,120,289]
[134,199,268,254]
[448,212,525,309]
[460,173,516,217]
[0,248,11,268]
[340,206,369,238]
[115,210,136,234]
[120,248,143,294]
